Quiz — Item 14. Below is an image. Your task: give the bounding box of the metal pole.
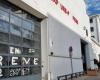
[70,54,73,80]
[69,46,73,80]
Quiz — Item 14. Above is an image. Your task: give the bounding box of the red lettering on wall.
[51,0,79,25]
[72,16,78,24]
[60,4,69,15]
[52,0,59,5]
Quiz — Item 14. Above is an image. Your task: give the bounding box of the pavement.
[72,72,100,80]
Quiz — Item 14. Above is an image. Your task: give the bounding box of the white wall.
[97,16,100,42]
[41,19,49,80]
[21,0,90,39]
[47,16,83,80]
[48,15,82,58]
[49,57,72,79]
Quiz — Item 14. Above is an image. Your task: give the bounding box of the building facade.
[0,0,99,80]
[90,15,100,42]
[89,15,100,67]
[0,0,41,80]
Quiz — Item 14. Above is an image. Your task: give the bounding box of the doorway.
[81,41,87,71]
[99,54,100,62]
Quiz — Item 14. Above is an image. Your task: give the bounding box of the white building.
[89,15,100,66]
[0,0,99,80]
[90,15,100,42]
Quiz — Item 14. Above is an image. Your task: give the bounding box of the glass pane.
[10,24,21,36]
[21,67,30,76]
[30,57,40,65]
[9,68,21,77]
[30,66,41,74]
[22,12,33,21]
[34,49,41,55]
[9,56,21,66]
[0,20,9,33]
[22,29,32,39]
[32,33,40,41]
[0,56,8,66]
[10,15,21,27]
[33,42,41,49]
[10,34,21,45]
[0,1,41,79]
[23,38,32,47]
[0,32,9,42]
[0,10,9,22]
[0,44,8,54]
[32,52,41,58]
[32,23,35,32]
[34,24,40,33]
[23,48,35,55]
[0,68,9,78]
[10,6,23,18]
[9,46,22,55]
[22,20,32,31]
[22,57,31,66]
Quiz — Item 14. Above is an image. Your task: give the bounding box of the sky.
[86,0,100,15]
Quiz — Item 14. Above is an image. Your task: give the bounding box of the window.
[0,56,8,66]
[9,57,21,66]
[10,24,21,36]
[9,46,21,54]
[10,6,23,18]
[0,20,9,33]
[22,29,32,39]
[33,42,41,49]
[9,68,21,77]
[0,32,9,42]
[23,38,32,47]
[90,27,94,32]
[91,36,95,38]
[30,66,41,74]
[21,67,30,76]
[23,48,35,55]
[90,18,93,23]
[0,10,9,22]
[22,57,31,66]
[32,33,40,41]
[22,20,32,31]
[10,15,21,27]
[86,29,88,36]
[0,44,8,54]
[32,23,35,32]
[0,68,9,78]
[10,34,21,45]
[34,24,40,33]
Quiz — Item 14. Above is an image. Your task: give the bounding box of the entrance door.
[81,42,87,71]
